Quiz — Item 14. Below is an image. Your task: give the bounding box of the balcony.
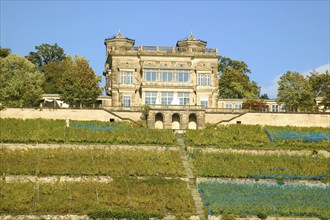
[132,46,217,54]
[149,104,204,111]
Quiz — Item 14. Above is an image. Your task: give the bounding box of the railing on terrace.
[104,105,203,111]
[131,46,217,54]
[206,108,249,113]
[149,104,204,110]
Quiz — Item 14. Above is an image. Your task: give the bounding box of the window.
[176,70,190,82]
[272,104,278,112]
[120,71,134,84]
[145,92,157,105]
[122,96,131,107]
[201,100,208,108]
[198,74,203,86]
[226,103,233,109]
[121,73,126,84]
[234,103,242,109]
[127,72,133,84]
[205,74,210,86]
[160,70,174,82]
[144,69,158,82]
[161,92,173,105]
[198,73,211,86]
[178,93,189,105]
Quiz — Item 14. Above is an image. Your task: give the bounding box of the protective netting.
[265,130,330,142]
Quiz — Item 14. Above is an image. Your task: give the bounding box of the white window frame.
[122,96,131,107]
[120,71,134,84]
[160,70,174,82]
[127,72,133,84]
[226,103,233,109]
[176,70,190,83]
[161,92,173,105]
[197,72,211,86]
[178,92,190,105]
[198,74,203,86]
[272,104,279,112]
[144,69,158,82]
[201,100,208,108]
[145,92,157,105]
[205,74,210,86]
[234,103,242,109]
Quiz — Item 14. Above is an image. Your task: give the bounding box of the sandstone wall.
[220,112,330,128]
[0,108,125,122]
[205,113,241,124]
[110,111,142,121]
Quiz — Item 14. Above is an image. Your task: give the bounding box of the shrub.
[88,209,164,220]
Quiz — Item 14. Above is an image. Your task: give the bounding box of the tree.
[259,93,269,99]
[218,56,259,99]
[0,48,11,58]
[218,56,251,75]
[0,54,44,107]
[307,70,330,95]
[277,71,314,112]
[26,43,66,68]
[242,99,268,111]
[60,55,102,107]
[320,86,330,110]
[41,60,67,94]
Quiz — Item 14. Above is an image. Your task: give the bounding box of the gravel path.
[0,143,179,151]
[187,147,330,158]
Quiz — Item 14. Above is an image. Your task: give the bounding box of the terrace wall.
[219,112,330,128]
[0,108,138,122]
[1,108,329,128]
[205,113,241,124]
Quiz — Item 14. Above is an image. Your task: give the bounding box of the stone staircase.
[175,132,206,220]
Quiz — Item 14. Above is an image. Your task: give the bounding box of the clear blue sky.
[1,0,329,98]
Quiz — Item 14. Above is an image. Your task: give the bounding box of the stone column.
[147,111,156,129]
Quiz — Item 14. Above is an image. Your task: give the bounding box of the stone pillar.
[163,112,172,129]
[147,111,156,129]
[181,112,189,130]
[197,111,206,129]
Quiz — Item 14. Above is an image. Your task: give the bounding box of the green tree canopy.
[60,55,102,107]
[26,43,66,68]
[218,56,251,75]
[0,48,11,58]
[259,93,269,99]
[276,71,314,112]
[218,56,259,99]
[320,86,330,110]
[0,54,44,107]
[41,60,67,94]
[242,99,268,111]
[307,70,330,95]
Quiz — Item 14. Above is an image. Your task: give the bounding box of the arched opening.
[172,113,181,130]
[188,114,197,130]
[155,113,164,129]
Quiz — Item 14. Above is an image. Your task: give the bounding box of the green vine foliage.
[189,151,329,180]
[185,124,330,150]
[0,148,185,177]
[0,118,176,146]
[0,178,195,218]
[199,181,329,218]
[88,209,164,220]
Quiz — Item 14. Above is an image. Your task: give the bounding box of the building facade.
[103,32,219,129]
[103,32,219,109]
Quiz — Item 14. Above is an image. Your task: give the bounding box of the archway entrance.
[172,113,180,130]
[155,113,164,129]
[188,114,197,129]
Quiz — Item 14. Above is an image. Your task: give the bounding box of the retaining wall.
[221,112,330,128]
[0,108,125,122]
